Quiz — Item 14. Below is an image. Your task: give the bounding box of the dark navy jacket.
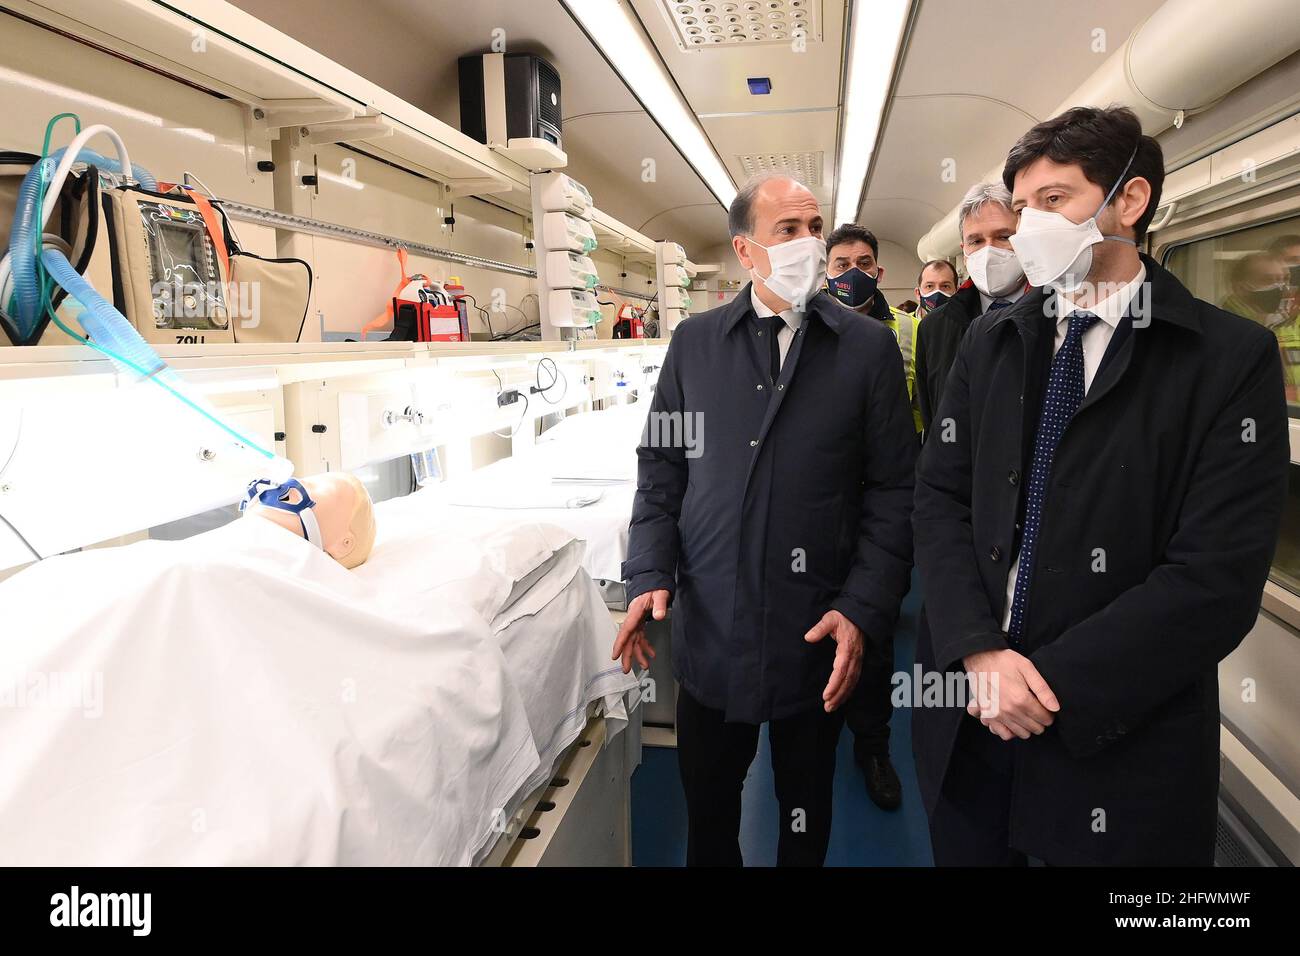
[623,285,917,723]
[915,280,981,433]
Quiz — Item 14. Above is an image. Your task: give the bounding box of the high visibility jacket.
[1221,293,1300,405]
[883,306,922,433]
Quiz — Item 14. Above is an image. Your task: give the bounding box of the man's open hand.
[805,610,864,712]
[611,589,668,674]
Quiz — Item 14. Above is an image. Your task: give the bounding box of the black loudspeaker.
[458,53,562,149]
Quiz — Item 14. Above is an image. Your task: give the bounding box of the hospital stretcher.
[0,501,641,867]
[398,400,680,736]
[428,400,647,607]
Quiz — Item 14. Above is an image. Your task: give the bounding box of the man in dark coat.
[913,105,1289,866]
[915,182,1028,434]
[823,221,919,811]
[613,174,917,866]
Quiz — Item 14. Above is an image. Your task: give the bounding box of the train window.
[1164,218,1300,415]
[1273,466,1300,597]
[1165,219,1300,598]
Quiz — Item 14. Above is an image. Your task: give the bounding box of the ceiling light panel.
[659,0,823,51]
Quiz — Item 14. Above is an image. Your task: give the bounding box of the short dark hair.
[1001,105,1165,241]
[825,223,879,259]
[918,259,958,286]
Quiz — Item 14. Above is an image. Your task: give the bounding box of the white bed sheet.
[493,564,634,794]
[355,494,640,843]
[417,463,635,588]
[0,514,625,866]
[417,403,651,587]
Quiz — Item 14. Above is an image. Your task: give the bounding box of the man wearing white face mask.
[912,106,1289,866]
[914,182,1027,433]
[615,173,917,865]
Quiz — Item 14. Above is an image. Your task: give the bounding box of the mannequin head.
[244,472,376,569]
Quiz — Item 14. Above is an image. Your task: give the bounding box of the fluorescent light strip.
[833,0,911,228]
[562,0,736,208]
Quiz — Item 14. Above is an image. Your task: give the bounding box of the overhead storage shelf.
[19,0,681,251]
[19,0,529,205]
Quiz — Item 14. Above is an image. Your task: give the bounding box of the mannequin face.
[245,472,375,569]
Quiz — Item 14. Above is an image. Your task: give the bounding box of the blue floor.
[630,569,934,866]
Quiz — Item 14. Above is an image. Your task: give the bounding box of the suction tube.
[5,144,155,338]
[40,247,276,460]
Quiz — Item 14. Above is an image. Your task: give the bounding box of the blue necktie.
[1006,311,1099,645]
[987,299,1011,311]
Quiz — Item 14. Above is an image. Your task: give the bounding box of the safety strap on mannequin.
[240,478,323,549]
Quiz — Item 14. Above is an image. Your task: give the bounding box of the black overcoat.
[912,255,1289,864]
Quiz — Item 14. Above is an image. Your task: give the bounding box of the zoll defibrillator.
[2,134,311,348]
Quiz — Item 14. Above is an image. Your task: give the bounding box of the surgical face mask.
[965,245,1025,298]
[919,289,950,313]
[747,235,828,309]
[1008,145,1140,292]
[1245,285,1284,314]
[241,477,323,549]
[826,265,878,309]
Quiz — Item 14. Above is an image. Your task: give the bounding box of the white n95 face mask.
[748,235,828,309]
[965,245,1025,298]
[1008,145,1139,292]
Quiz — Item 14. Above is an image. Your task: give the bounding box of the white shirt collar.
[1053,263,1146,330]
[978,285,1026,315]
[750,285,801,333]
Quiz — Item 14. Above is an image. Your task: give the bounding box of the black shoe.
[861,754,902,811]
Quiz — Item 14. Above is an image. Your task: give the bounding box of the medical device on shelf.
[362,250,468,342]
[1,146,311,347]
[458,52,566,170]
[541,211,597,255]
[535,172,592,218]
[612,302,644,339]
[111,189,231,340]
[548,288,602,328]
[655,240,692,333]
[0,118,293,569]
[545,250,598,291]
[532,171,601,339]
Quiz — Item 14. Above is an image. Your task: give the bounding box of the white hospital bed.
[0,507,640,867]
[402,400,679,736]
[433,401,650,607]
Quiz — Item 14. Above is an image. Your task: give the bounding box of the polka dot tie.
[1006,311,1099,645]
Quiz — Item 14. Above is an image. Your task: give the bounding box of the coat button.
[756,384,764,390]
[989,545,1002,561]
[750,439,758,447]
[1008,469,1019,486]
[776,384,784,390]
